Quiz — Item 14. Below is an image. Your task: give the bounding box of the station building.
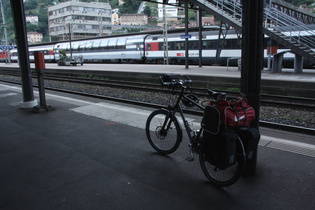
[48,0,112,41]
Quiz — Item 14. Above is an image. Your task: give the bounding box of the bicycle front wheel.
[145,109,182,154]
[199,137,245,187]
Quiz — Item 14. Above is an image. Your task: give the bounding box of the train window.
[92,40,102,51]
[99,39,109,51]
[72,42,80,53]
[203,40,216,49]
[225,40,233,49]
[158,42,163,50]
[85,41,94,51]
[175,42,184,50]
[116,38,127,50]
[168,42,175,50]
[63,45,69,53]
[126,42,142,50]
[154,42,175,50]
[235,39,242,49]
[78,43,86,52]
[202,41,209,49]
[146,43,151,50]
[221,39,240,49]
[108,39,117,50]
[220,40,227,48]
[188,41,198,50]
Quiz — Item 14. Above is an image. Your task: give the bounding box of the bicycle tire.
[199,137,245,187]
[145,109,182,154]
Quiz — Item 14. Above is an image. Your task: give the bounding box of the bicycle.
[145,74,246,187]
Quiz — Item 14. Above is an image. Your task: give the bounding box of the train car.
[144,30,242,65]
[29,45,55,63]
[10,44,55,63]
[0,45,16,63]
[7,26,314,68]
[144,29,315,68]
[53,34,149,64]
[0,51,8,62]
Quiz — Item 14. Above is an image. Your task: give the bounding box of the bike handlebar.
[159,74,192,87]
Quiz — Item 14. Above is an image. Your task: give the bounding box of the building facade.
[120,14,148,25]
[27,31,43,44]
[202,16,215,26]
[48,0,112,41]
[26,16,39,25]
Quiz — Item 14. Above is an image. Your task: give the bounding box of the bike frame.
[161,84,205,160]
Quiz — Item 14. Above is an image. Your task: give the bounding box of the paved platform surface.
[1,63,315,83]
[1,81,314,210]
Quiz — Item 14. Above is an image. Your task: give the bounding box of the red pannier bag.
[208,99,255,129]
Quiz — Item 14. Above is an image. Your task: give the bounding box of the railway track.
[0,71,314,136]
[1,70,314,110]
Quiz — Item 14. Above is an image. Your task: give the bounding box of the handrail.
[196,0,315,58]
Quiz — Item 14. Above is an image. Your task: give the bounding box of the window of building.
[85,25,92,30]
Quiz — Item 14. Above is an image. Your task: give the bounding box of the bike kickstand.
[186,143,195,162]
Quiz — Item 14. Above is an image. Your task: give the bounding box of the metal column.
[10,0,37,108]
[241,0,264,174]
[0,0,10,63]
[198,7,202,67]
[185,0,189,69]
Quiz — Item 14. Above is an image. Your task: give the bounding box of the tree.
[143,6,152,17]
[24,0,38,10]
[118,0,141,14]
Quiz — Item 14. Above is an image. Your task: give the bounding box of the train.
[0,45,16,63]
[10,44,55,63]
[8,28,315,68]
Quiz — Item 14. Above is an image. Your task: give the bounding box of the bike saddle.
[207,90,227,99]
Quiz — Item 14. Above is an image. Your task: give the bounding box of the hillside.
[1,0,137,43]
[0,0,314,44]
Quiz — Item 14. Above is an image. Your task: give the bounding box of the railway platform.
[1,62,315,98]
[1,62,315,81]
[0,81,314,210]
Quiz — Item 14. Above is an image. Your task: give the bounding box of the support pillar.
[185,0,189,69]
[241,0,264,174]
[272,53,283,73]
[10,0,37,108]
[294,54,303,74]
[198,7,202,67]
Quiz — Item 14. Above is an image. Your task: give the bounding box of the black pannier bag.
[201,105,238,170]
[203,130,238,170]
[239,127,260,160]
[201,105,221,135]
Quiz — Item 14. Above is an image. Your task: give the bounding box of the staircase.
[188,0,315,64]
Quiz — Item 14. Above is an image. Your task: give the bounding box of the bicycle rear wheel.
[145,109,182,154]
[199,137,245,187]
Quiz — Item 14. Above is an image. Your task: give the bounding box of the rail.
[0,71,314,135]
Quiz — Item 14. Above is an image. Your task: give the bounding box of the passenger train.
[0,45,16,62]
[10,44,55,63]
[9,28,315,68]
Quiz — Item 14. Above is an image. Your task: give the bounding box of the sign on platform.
[180,34,191,39]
